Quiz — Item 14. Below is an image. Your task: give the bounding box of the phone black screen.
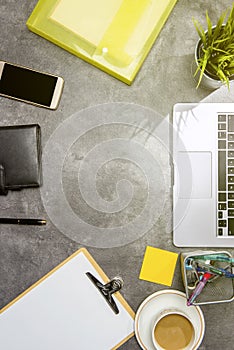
[0,63,58,106]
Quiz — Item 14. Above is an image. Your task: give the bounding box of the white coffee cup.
[151,308,197,350]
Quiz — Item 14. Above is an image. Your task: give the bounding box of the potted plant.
[193,3,234,89]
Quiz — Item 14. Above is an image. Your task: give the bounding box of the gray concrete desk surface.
[1,0,234,349]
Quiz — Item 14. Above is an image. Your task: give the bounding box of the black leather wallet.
[0,124,42,195]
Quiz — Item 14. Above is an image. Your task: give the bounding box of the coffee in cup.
[152,310,195,350]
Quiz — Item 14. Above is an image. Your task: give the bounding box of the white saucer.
[135,289,205,350]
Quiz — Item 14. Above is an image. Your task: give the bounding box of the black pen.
[0,218,46,225]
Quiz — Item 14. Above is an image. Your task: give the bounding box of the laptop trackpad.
[178,151,212,199]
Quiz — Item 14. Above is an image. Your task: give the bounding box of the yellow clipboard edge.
[0,247,135,348]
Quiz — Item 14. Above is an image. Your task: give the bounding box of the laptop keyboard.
[218,113,234,236]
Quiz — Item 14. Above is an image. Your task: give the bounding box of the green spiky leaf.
[193,3,234,88]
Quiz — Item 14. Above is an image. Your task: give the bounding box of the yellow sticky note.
[139,246,178,286]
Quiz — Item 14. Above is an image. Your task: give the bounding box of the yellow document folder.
[27,0,177,84]
[0,248,134,350]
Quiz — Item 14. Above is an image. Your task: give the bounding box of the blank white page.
[0,248,134,350]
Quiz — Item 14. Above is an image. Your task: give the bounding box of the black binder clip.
[86,272,123,314]
[0,165,8,195]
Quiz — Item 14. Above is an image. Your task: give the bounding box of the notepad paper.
[27,0,178,84]
[0,248,134,350]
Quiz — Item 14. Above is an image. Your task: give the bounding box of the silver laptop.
[173,102,234,247]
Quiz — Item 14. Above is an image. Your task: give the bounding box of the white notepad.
[0,248,134,350]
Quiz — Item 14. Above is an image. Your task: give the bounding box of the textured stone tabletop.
[1,1,234,349]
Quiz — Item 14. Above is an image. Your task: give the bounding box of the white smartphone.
[0,61,64,109]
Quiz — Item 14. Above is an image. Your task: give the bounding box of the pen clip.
[86,272,123,314]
